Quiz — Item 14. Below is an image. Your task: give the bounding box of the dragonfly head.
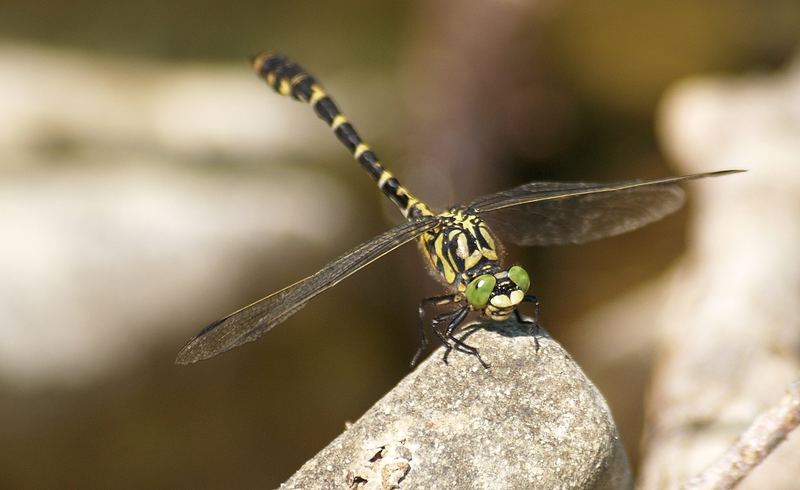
[465,265,530,320]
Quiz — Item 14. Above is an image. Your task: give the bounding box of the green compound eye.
[508,266,530,292]
[465,274,496,308]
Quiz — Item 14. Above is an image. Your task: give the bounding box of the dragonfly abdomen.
[252,52,431,220]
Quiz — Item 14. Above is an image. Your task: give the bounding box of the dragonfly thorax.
[421,208,501,290]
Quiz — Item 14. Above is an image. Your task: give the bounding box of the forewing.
[175,216,438,364]
[470,171,741,246]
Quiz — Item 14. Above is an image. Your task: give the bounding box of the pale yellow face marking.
[309,86,326,105]
[354,143,369,159]
[510,290,524,305]
[486,307,513,320]
[266,72,276,86]
[331,114,348,129]
[278,79,292,96]
[491,294,512,308]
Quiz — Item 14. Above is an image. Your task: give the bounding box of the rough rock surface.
[281,321,631,489]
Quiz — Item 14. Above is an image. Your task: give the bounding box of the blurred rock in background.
[1,0,799,487]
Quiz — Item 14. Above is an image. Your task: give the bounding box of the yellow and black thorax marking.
[421,208,500,291]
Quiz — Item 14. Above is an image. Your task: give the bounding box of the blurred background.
[1,0,799,487]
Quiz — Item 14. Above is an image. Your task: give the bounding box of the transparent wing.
[469,170,742,246]
[176,216,439,364]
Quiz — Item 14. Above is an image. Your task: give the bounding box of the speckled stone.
[281,321,631,490]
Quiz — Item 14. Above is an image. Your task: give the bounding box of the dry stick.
[684,379,800,490]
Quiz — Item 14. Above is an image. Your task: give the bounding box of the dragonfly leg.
[515,294,541,351]
[431,309,462,363]
[442,307,490,369]
[412,294,460,367]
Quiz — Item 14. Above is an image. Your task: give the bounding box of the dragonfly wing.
[470,170,742,246]
[176,216,439,364]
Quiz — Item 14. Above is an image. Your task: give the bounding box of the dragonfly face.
[466,266,531,320]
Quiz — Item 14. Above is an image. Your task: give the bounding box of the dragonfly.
[175,52,742,368]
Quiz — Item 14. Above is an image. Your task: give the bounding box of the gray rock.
[281,321,631,489]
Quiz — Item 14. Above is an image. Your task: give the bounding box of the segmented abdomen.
[252,52,431,220]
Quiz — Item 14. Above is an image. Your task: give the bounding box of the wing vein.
[176,216,438,364]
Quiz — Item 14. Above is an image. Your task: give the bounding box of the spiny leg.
[251,52,431,220]
[441,307,490,369]
[412,294,460,367]
[514,294,541,351]
[427,309,469,364]
[431,308,467,363]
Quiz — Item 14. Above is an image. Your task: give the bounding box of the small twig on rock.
[684,379,800,490]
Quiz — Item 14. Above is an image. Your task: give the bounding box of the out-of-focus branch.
[684,379,800,490]
[401,0,569,208]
